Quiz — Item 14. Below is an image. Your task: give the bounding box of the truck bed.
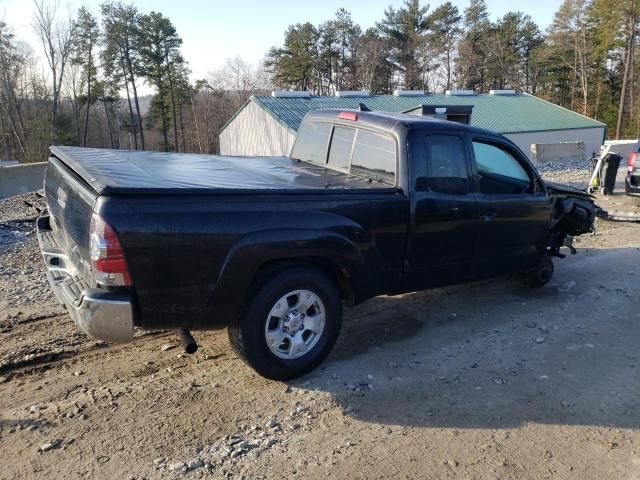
[50,146,393,196]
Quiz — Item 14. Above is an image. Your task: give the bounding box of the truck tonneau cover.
[50,146,393,196]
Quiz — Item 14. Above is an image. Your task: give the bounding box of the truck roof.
[49,146,393,196]
[306,109,496,136]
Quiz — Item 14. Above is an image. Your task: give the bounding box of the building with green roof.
[219,91,606,160]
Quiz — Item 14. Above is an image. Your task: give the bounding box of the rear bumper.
[37,214,135,342]
[626,174,640,196]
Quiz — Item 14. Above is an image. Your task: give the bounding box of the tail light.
[628,152,638,173]
[89,213,132,286]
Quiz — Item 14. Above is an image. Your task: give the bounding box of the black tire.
[228,266,342,380]
[529,255,554,287]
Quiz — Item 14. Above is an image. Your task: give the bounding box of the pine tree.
[71,7,100,147]
[485,12,542,91]
[455,0,491,91]
[266,23,320,92]
[376,0,430,89]
[426,2,461,91]
[137,11,183,151]
[546,0,594,115]
[100,1,145,150]
[320,9,361,92]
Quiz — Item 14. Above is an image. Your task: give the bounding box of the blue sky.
[2,0,560,81]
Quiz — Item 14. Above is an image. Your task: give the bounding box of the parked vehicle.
[625,145,640,201]
[38,109,597,379]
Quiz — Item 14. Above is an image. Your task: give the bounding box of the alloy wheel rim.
[264,290,326,360]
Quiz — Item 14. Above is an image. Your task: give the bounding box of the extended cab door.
[468,135,551,278]
[402,130,478,291]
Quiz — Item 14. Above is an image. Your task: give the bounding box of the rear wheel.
[228,266,342,380]
[529,255,554,287]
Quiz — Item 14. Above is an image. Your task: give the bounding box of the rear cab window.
[291,119,397,186]
[328,126,355,171]
[351,129,396,184]
[290,122,332,164]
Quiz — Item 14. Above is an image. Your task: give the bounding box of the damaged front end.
[546,182,597,258]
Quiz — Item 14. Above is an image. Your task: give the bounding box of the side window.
[328,126,355,170]
[290,121,332,164]
[351,129,396,183]
[424,134,468,195]
[472,141,531,195]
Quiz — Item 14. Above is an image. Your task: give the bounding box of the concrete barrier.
[0,162,47,199]
[603,139,639,159]
[530,141,586,164]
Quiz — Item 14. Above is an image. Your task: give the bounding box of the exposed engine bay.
[546,182,597,258]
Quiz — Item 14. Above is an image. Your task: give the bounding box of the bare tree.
[547,0,593,116]
[32,0,72,144]
[353,29,391,93]
[616,0,638,139]
[62,62,83,144]
[0,22,27,156]
[209,56,271,104]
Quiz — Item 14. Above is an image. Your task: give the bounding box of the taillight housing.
[89,213,132,286]
[628,152,638,173]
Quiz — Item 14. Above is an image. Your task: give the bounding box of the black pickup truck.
[38,109,596,379]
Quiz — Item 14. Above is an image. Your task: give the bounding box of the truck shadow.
[300,247,640,430]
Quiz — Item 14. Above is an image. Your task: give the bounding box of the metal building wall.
[505,127,605,161]
[220,99,606,162]
[219,101,296,156]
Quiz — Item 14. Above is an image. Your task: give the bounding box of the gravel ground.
[0,191,46,223]
[0,169,639,480]
[533,158,594,187]
[0,191,58,311]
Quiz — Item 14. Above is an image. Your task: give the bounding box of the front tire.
[228,266,342,380]
[529,255,554,287]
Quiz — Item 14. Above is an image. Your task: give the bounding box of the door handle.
[480,212,497,222]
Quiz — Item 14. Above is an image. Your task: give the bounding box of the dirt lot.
[1,171,639,480]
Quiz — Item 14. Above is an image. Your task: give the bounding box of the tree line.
[0,0,637,163]
[0,1,271,163]
[267,0,639,139]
